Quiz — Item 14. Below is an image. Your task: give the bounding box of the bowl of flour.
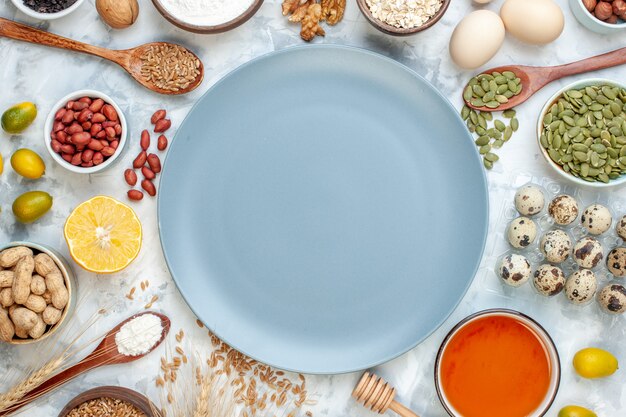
[152,0,264,33]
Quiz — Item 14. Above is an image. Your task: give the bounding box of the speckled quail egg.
[565,269,597,305]
[607,248,626,278]
[616,215,626,241]
[498,254,532,287]
[507,217,537,249]
[581,204,612,235]
[533,264,566,296]
[540,230,572,263]
[548,195,578,226]
[573,237,604,269]
[514,185,545,216]
[598,284,626,314]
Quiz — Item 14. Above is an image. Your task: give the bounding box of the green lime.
[12,191,53,223]
[1,102,37,134]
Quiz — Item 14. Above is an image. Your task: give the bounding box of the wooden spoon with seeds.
[0,17,204,95]
[0,312,170,416]
[464,47,626,112]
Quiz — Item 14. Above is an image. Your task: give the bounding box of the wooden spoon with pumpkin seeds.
[464,47,626,112]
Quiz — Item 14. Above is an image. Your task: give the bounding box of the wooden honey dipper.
[352,372,420,417]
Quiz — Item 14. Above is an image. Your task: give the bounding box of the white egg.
[500,0,564,45]
[449,10,505,69]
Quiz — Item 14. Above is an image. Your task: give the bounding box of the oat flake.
[366,0,444,29]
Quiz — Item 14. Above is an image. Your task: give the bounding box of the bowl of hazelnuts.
[570,0,626,34]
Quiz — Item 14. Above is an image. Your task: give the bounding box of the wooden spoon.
[353,372,420,417]
[0,17,204,95]
[0,311,171,416]
[464,47,626,112]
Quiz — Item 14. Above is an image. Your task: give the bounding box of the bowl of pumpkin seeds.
[537,78,626,188]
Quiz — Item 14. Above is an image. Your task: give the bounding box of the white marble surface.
[0,0,625,416]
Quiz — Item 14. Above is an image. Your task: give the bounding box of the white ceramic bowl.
[44,90,127,174]
[435,309,561,417]
[537,78,626,189]
[569,0,626,35]
[10,0,86,20]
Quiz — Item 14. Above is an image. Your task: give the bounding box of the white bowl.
[10,0,86,20]
[44,90,127,174]
[569,0,626,35]
[537,78,626,189]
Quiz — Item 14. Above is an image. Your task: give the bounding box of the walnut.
[301,3,326,41]
[282,0,302,16]
[321,0,346,25]
[289,0,314,22]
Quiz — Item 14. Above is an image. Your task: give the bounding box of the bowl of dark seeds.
[10,0,85,20]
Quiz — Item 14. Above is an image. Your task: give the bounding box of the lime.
[573,347,618,379]
[12,191,53,223]
[11,148,45,179]
[1,102,37,134]
[558,405,597,417]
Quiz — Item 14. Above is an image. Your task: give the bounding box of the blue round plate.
[158,46,488,374]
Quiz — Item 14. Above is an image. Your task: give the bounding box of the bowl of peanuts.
[0,242,76,345]
[44,90,127,174]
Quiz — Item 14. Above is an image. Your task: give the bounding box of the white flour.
[159,0,255,26]
[115,313,163,356]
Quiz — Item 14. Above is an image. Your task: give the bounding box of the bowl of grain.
[151,0,265,34]
[356,0,451,35]
[0,242,76,345]
[58,386,161,417]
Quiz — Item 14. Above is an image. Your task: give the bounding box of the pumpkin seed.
[475,136,490,146]
[494,120,506,132]
[503,109,516,118]
[510,118,519,131]
[493,139,504,148]
[479,144,491,154]
[483,158,493,169]
[485,153,499,162]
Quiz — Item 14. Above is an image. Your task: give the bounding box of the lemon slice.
[64,196,142,274]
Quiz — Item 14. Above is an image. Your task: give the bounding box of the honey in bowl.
[436,310,560,417]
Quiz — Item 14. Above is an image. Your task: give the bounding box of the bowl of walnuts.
[570,0,626,34]
[0,242,75,345]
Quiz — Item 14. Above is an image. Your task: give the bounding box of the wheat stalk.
[0,355,64,413]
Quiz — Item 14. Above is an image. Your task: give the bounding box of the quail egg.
[607,248,626,278]
[507,217,537,249]
[533,264,566,296]
[598,284,626,314]
[565,269,597,305]
[548,195,578,225]
[616,215,626,241]
[514,185,545,216]
[573,237,604,269]
[540,230,572,263]
[581,204,612,235]
[498,253,532,287]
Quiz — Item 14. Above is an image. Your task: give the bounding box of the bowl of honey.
[434,309,560,417]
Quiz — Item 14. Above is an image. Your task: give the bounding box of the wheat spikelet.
[0,355,64,413]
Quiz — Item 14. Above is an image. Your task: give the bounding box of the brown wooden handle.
[389,400,421,417]
[0,17,126,65]
[546,47,626,82]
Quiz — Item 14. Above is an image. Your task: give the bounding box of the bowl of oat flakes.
[357,0,451,35]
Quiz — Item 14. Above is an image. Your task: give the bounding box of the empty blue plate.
[158,45,488,374]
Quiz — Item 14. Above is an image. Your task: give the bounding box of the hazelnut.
[582,0,597,12]
[613,0,626,15]
[594,1,614,19]
[606,13,619,22]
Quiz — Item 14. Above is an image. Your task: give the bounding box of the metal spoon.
[0,17,204,95]
[464,47,626,112]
